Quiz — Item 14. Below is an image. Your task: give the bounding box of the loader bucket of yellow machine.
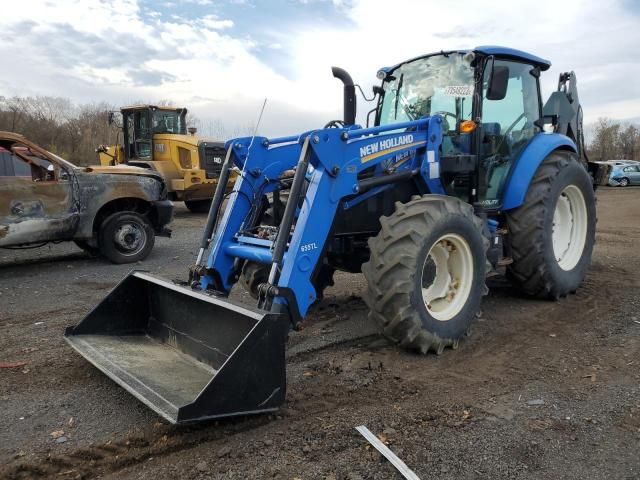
[64,271,288,424]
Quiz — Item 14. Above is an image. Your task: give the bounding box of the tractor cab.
[375,47,551,210]
[119,105,187,161]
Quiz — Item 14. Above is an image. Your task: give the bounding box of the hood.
[81,164,163,179]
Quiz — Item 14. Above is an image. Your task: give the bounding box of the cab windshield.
[152,110,186,134]
[378,52,475,131]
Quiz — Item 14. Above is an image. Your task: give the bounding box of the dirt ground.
[1,187,639,480]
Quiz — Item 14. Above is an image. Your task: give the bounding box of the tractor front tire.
[505,151,596,298]
[362,196,488,354]
[240,261,335,300]
[239,261,270,299]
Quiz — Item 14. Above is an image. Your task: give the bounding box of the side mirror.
[487,65,509,100]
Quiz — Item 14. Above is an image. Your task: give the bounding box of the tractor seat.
[481,122,501,137]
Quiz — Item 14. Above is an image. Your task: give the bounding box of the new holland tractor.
[66,46,599,424]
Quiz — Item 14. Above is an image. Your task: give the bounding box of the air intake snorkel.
[331,66,356,126]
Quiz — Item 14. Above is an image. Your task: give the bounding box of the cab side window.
[482,61,541,157]
[479,60,541,205]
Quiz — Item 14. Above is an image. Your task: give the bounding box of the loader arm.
[199,116,445,321]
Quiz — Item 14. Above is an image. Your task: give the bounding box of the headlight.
[376,70,386,80]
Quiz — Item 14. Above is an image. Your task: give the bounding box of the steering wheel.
[433,111,458,132]
[494,112,526,154]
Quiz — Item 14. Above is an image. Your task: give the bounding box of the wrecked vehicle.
[0,132,172,263]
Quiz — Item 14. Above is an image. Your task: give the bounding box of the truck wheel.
[362,196,488,354]
[239,261,335,300]
[74,239,99,256]
[185,200,211,213]
[99,212,155,264]
[506,151,596,298]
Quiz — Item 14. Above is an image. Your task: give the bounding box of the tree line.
[0,96,119,166]
[0,96,253,166]
[587,117,640,162]
[1,95,638,165]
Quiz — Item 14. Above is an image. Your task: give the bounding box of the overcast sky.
[0,0,638,137]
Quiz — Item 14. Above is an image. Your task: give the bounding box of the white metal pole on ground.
[355,425,421,480]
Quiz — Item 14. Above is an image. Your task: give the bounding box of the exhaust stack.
[331,66,356,126]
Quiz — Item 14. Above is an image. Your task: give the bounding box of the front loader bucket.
[64,271,288,424]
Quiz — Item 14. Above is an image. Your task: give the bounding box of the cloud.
[201,14,234,29]
[0,0,638,139]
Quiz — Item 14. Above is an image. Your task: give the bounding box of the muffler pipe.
[332,66,356,126]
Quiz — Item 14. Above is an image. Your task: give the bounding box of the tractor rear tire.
[362,195,488,354]
[505,151,596,298]
[185,199,212,213]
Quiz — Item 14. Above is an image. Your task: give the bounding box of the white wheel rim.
[552,185,587,271]
[421,234,474,322]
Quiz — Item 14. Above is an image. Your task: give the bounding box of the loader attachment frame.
[199,116,445,321]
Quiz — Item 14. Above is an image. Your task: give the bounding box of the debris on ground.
[0,362,27,369]
[355,425,420,480]
[217,446,231,458]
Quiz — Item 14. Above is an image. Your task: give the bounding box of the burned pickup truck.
[0,132,172,263]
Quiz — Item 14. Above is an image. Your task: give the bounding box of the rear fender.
[501,133,577,211]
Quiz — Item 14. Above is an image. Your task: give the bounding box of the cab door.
[0,144,78,246]
[477,59,542,208]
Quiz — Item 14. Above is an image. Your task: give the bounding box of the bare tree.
[589,118,621,161]
[617,124,639,160]
[0,96,117,165]
[587,118,640,161]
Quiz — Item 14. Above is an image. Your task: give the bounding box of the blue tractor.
[66,46,599,423]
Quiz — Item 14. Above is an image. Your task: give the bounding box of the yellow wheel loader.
[98,105,229,212]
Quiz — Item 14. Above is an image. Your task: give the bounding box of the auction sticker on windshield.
[443,85,473,96]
